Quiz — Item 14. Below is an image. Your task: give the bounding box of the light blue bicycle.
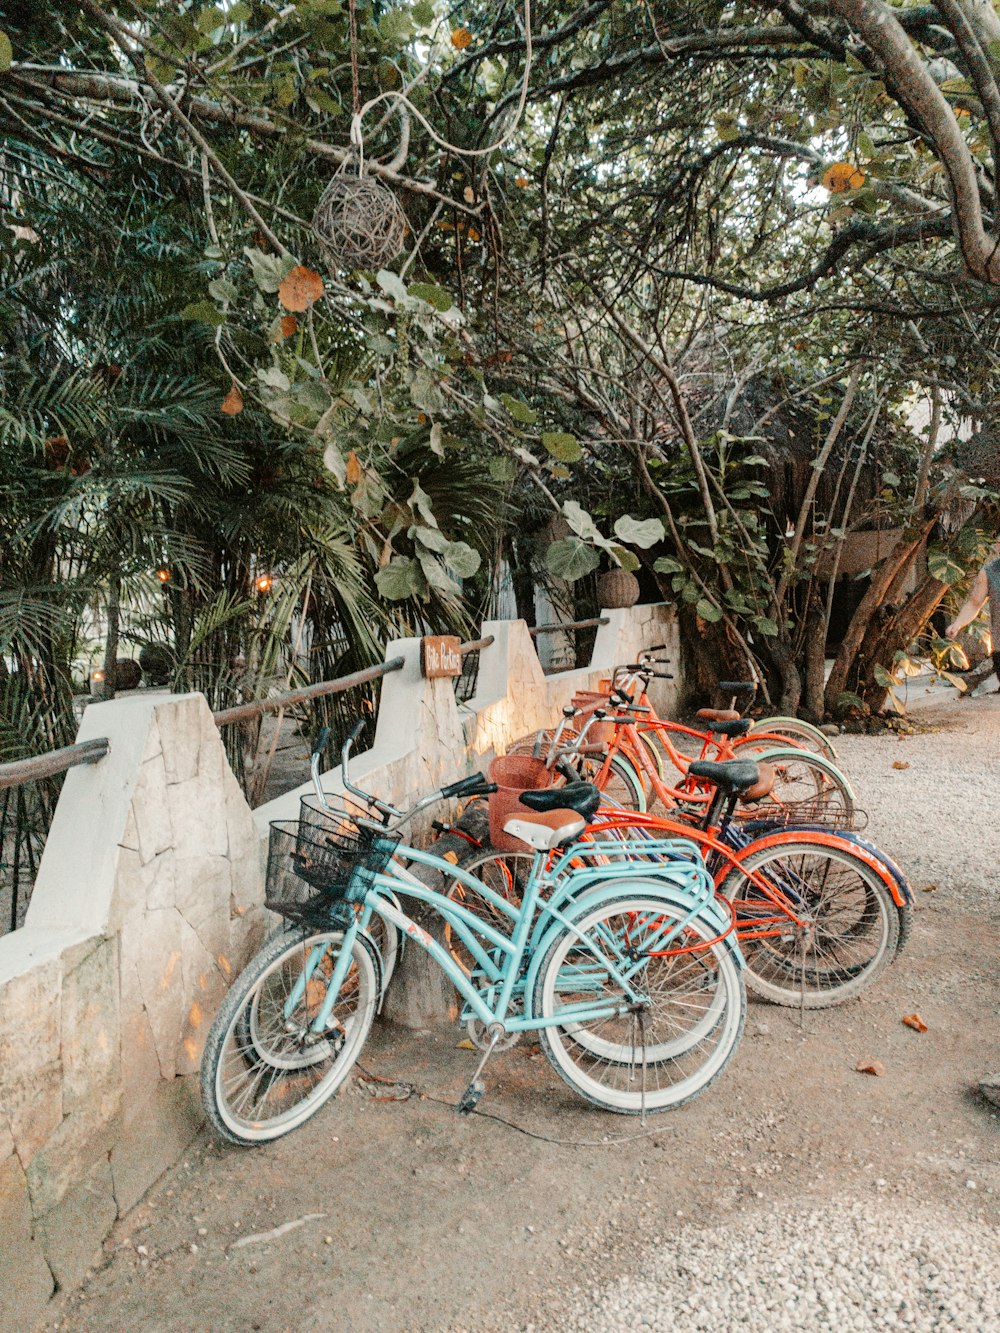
[201,725,746,1145]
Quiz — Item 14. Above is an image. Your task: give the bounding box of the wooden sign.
[421,635,462,679]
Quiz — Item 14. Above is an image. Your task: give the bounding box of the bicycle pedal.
[456,1078,485,1116]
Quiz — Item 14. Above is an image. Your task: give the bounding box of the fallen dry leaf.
[345,449,362,485]
[922,884,938,893]
[891,760,910,770]
[278,264,324,312]
[856,1060,885,1077]
[279,314,298,339]
[220,383,243,416]
[902,1013,928,1032]
[456,1038,476,1051]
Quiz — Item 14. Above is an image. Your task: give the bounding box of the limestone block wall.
[0,694,265,1326]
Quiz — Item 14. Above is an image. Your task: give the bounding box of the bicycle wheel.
[744,717,837,760]
[202,925,379,1145]
[742,747,855,823]
[533,892,745,1114]
[575,752,647,812]
[443,849,534,973]
[717,841,898,1007]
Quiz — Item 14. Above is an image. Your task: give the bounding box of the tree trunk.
[855,572,950,709]
[768,635,802,715]
[802,594,827,722]
[823,517,936,714]
[100,573,121,702]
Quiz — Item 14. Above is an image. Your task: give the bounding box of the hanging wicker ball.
[312,170,408,272]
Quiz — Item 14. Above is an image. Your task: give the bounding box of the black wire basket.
[265,811,399,929]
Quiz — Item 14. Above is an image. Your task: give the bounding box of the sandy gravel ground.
[47,680,999,1333]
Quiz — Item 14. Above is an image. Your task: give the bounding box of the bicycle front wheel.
[533,893,745,1115]
[201,925,379,1145]
[718,841,898,1007]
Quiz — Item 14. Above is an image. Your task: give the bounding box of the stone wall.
[0,694,266,1327]
[0,605,678,1328]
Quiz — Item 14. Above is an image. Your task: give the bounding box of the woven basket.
[597,569,640,609]
[487,755,553,853]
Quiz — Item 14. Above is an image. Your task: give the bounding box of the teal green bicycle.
[201,725,746,1145]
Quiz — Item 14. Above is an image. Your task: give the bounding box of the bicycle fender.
[523,881,743,1016]
[723,829,908,908]
[744,824,913,906]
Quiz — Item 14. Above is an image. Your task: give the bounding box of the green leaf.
[562,500,602,542]
[613,515,664,549]
[196,5,225,33]
[0,31,12,70]
[835,691,868,716]
[753,616,779,637]
[378,9,415,45]
[207,276,237,303]
[443,541,481,578]
[873,663,900,688]
[540,431,581,462]
[180,300,225,326]
[376,269,408,302]
[375,557,425,601]
[882,470,900,488]
[245,246,283,293]
[927,548,966,585]
[413,524,449,553]
[489,457,517,482]
[500,393,538,425]
[610,546,640,572]
[408,282,452,311]
[696,598,723,623]
[546,538,600,582]
[227,1,251,20]
[418,551,459,593]
[653,556,684,575]
[412,0,435,24]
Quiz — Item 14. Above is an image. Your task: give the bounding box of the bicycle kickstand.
[456,1025,506,1116]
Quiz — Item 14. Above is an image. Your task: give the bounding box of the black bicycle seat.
[704,718,752,737]
[687,759,760,794]
[519,782,602,820]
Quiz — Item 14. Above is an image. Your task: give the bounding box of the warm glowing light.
[256,574,273,593]
[156,567,171,583]
[91,669,105,682]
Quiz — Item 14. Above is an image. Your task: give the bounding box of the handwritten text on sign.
[421,635,463,679]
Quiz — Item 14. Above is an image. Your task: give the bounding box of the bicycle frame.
[285,837,719,1039]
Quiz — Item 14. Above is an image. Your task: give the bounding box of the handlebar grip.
[640,643,667,654]
[719,680,756,694]
[651,671,674,680]
[441,773,497,799]
[347,720,366,745]
[312,726,331,757]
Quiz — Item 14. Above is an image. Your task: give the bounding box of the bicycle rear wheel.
[742,747,854,823]
[533,893,745,1114]
[717,841,898,1007]
[744,717,837,760]
[202,925,379,1145]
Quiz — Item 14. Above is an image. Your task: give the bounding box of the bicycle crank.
[466,1017,520,1051]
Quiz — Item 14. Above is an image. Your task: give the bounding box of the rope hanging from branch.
[312,0,533,273]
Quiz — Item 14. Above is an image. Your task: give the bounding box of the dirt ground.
[47,684,999,1333]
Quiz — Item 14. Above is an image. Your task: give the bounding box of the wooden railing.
[528,616,609,637]
[0,738,110,792]
[212,658,406,728]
